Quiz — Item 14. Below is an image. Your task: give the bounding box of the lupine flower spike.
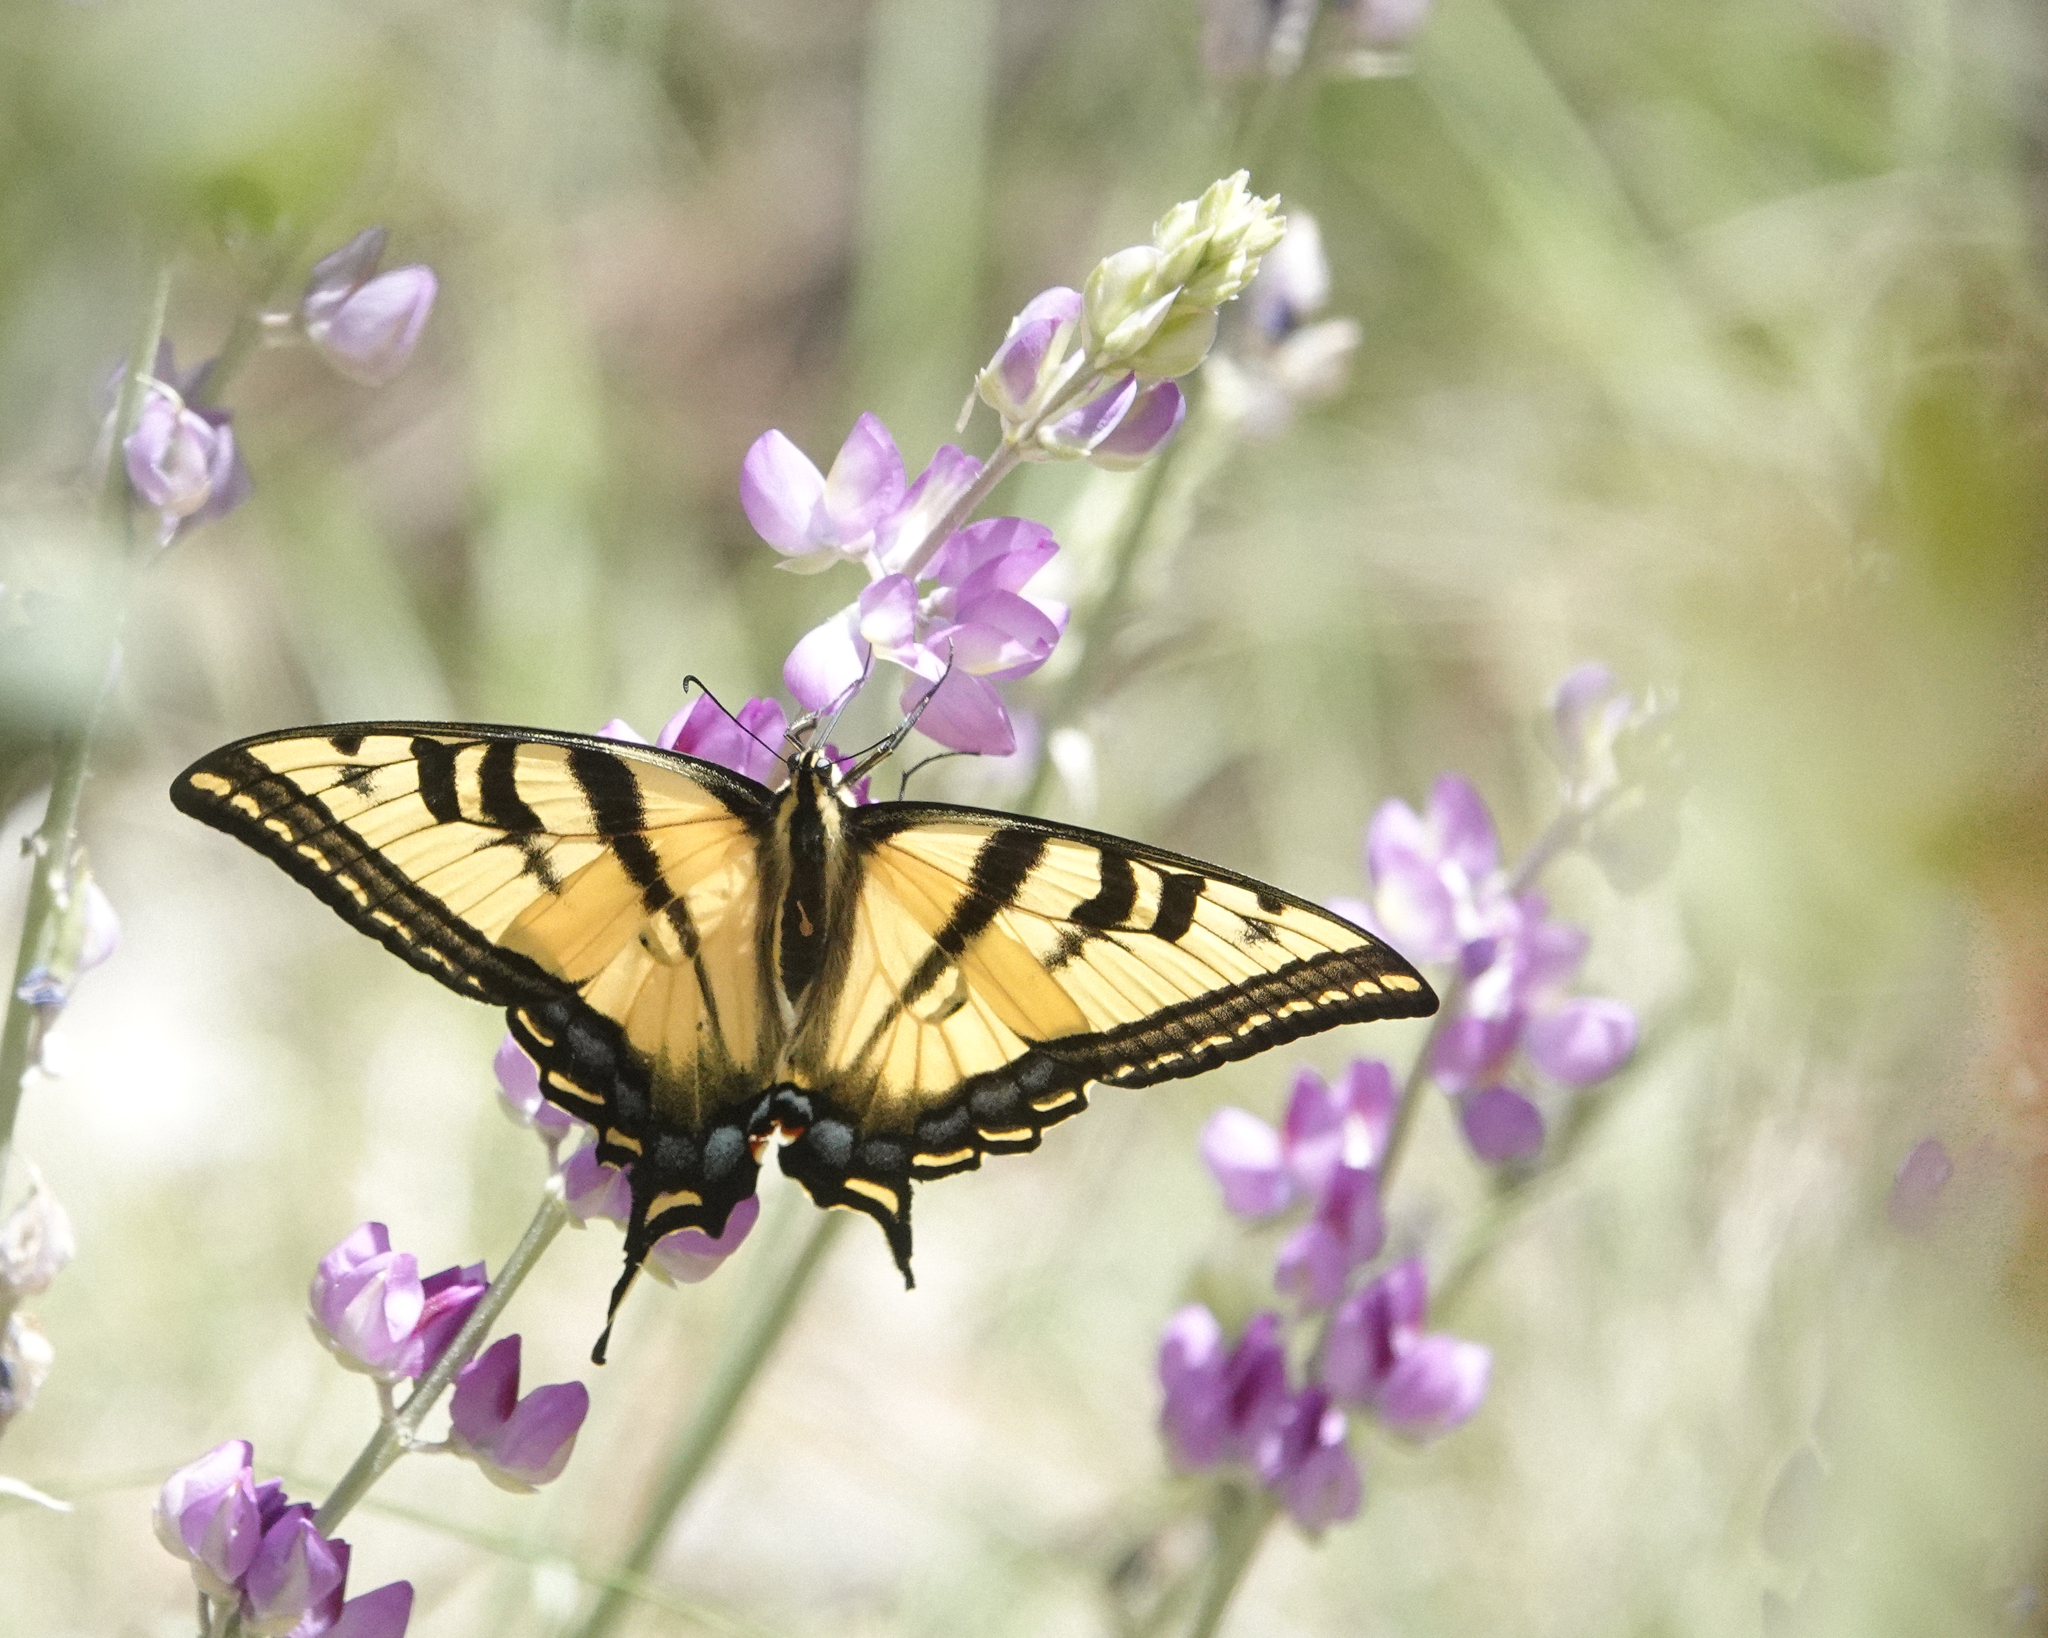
[155,1443,412,1636]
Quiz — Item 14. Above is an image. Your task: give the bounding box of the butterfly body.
[173,720,1436,1358]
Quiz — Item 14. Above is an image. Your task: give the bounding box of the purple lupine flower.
[1202,1060,1396,1218]
[1351,774,1509,965]
[241,1506,346,1636]
[1888,1137,1953,1234]
[1089,380,1185,468]
[1158,1306,1291,1470]
[662,693,790,786]
[1255,1386,1361,1533]
[308,1223,486,1382]
[741,413,906,572]
[1274,1161,1386,1308]
[561,1143,633,1225]
[155,1440,263,1598]
[1212,211,1363,439]
[299,228,437,386]
[1454,1085,1545,1164]
[493,1035,578,1142]
[448,1336,590,1492]
[325,1579,415,1638]
[784,514,1069,756]
[125,382,241,541]
[978,287,1086,425]
[1323,1259,1489,1439]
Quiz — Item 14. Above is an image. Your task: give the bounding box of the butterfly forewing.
[171,724,783,1230]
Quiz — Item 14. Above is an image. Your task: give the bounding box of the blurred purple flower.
[154,1440,262,1599]
[1322,1258,1490,1439]
[0,1167,75,1300]
[493,1035,578,1142]
[242,1506,346,1636]
[662,694,790,787]
[308,1223,486,1382]
[1888,1136,1953,1234]
[324,1580,415,1638]
[1357,774,1507,965]
[1454,1086,1545,1163]
[1202,1060,1396,1218]
[1274,1162,1386,1309]
[299,228,437,386]
[449,1335,589,1491]
[124,382,241,541]
[1158,1306,1291,1470]
[1255,1386,1361,1533]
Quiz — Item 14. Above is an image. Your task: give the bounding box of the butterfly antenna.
[817,651,877,751]
[672,678,788,775]
[895,748,977,799]
[848,644,957,783]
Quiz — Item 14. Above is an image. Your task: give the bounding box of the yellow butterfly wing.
[171,725,782,1262]
[773,804,1437,1270]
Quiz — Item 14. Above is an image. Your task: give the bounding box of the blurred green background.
[3,0,2048,1632]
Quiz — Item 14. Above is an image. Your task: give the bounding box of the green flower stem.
[0,266,173,1174]
[315,1183,571,1537]
[571,1209,846,1638]
[1184,1482,1279,1638]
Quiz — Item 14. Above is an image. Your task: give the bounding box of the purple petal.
[1338,1059,1397,1164]
[1090,381,1186,470]
[739,429,827,555]
[1257,1390,1361,1535]
[243,1510,346,1633]
[1524,998,1636,1086]
[301,228,389,324]
[926,516,1058,594]
[936,591,1063,679]
[1321,1163,1386,1264]
[783,605,872,712]
[324,1581,414,1638]
[154,1439,256,1577]
[661,694,789,786]
[857,574,922,658]
[1549,662,1620,772]
[493,1036,577,1139]
[1365,797,1431,884]
[1457,1086,1545,1164]
[308,266,437,386]
[1158,1304,1230,1469]
[1044,372,1137,454]
[190,1469,262,1597]
[1368,837,1460,965]
[483,1379,591,1489]
[1374,1335,1491,1439]
[413,1262,489,1378]
[1322,1258,1428,1404]
[1221,1313,1293,1458]
[820,412,906,542]
[560,1144,632,1225]
[872,445,983,576]
[991,316,1061,413]
[1428,1012,1522,1093]
[1199,1107,1292,1217]
[1280,1067,1346,1197]
[646,1193,761,1284]
[1887,1136,1953,1234]
[1511,900,1591,991]
[1427,775,1499,879]
[596,717,646,743]
[1274,1221,1350,1310]
[449,1335,522,1446]
[897,669,1015,755]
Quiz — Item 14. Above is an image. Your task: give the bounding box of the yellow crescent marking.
[1030,1089,1080,1113]
[845,1178,900,1214]
[646,1187,701,1217]
[1382,975,1421,992]
[1237,1013,1272,1034]
[544,1074,605,1107]
[977,1126,1032,1144]
[230,794,263,817]
[189,772,234,796]
[913,1148,975,1168]
[516,1012,556,1047]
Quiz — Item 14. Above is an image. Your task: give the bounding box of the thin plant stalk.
[1184,1483,1279,1638]
[316,1182,571,1535]
[0,266,173,1169]
[570,1209,845,1638]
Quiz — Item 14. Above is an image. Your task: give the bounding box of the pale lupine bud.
[0,1168,75,1300]
[308,1223,487,1382]
[1212,210,1363,438]
[977,287,1085,427]
[299,228,438,386]
[448,1336,590,1492]
[1544,664,1684,892]
[241,1507,346,1636]
[0,1314,53,1434]
[154,1441,263,1600]
[124,383,238,536]
[493,1035,578,1143]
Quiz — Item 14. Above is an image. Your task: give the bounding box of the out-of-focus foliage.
[3,0,2046,1632]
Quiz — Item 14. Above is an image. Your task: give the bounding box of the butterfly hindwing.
[170,724,786,1264]
[772,801,1437,1269]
